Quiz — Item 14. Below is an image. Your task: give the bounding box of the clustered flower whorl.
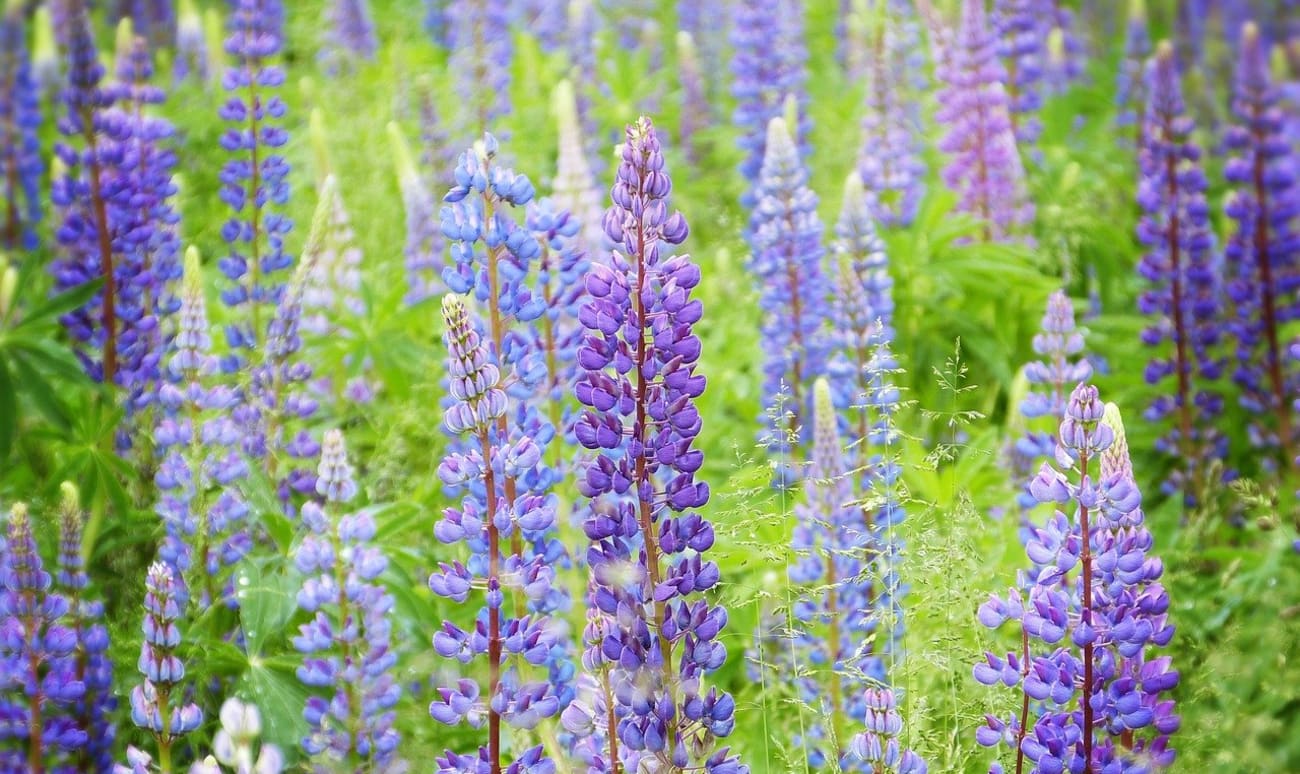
[936,0,1032,242]
[1136,41,1224,504]
[322,0,378,71]
[174,0,211,85]
[976,387,1179,774]
[1223,22,1300,472]
[848,688,927,774]
[1115,0,1150,144]
[448,0,512,136]
[0,0,42,251]
[0,503,89,772]
[128,562,203,767]
[218,0,293,364]
[552,79,607,259]
[991,0,1043,146]
[750,116,830,482]
[294,430,402,769]
[390,122,446,305]
[731,0,810,201]
[856,6,925,228]
[567,116,744,773]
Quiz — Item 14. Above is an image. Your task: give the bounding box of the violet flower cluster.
[1136,41,1224,504]
[322,0,378,71]
[847,688,926,774]
[565,117,744,773]
[749,116,830,482]
[676,31,710,167]
[448,0,513,135]
[189,698,284,774]
[552,79,607,261]
[1010,291,1092,514]
[936,0,1033,242]
[390,122,446,305]
[218,0,293,365]
[174,0,210,85]
[565,0,603,169]
[129,562,204,769]
[0,0,41,252]
[1115,0,1150,145]
[975,387,1179,773]
[730,0,810,202]
[1223,22,1300,472]
[991,0,1043,146]
[154,248,251,607]
[293,430,402,770]
[0,503,89,772]
[856,5,925,228]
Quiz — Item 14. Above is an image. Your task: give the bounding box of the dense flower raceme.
[1009,291,1092,514]
[322,0,378,72]
[0,503,89,772]
[1223,22,1300,471]
[565,0,603,167]
[1115,0,1150,145]
[518,0,566,52]
[856,3,925,228]
[731,0,811,200]
[174,0,211,85]
[676,31,709,166]
[218,0,293,366]
[389,122,447,305]
[188,698,284,774]
[117,0,177,48]
[847,688,926,774]
[128,562,204,768]
[153,248,251,606]
[975,387,1180,774]
[56,485,117,774]
[448,0,512,136]
[566,117,744,773]
[552,79,607,260]
[293,430,403,770]
[936,0,1033,242]
[1136,41,1224,504]
[0,0,41,252]
[991,0,1043,146]
[677,0,727,95]
[750,116,831,482]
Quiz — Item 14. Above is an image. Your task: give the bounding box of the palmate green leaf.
[11,338,90,384]
[8,353,72,431]
[14,278,104,330]
[240,465,297,553]
[240,660,310,755]
[234,556,302,657]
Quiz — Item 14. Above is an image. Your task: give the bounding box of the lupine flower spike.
[991,0,1043,146]
[294,430,403,770]
[552,79,607,259]
[0,503,88,773]
[676,31,710,166]
[188,698,284,774]
[975,387,1180,773]
[750,116,830,484]
[322,0,378,72]
[1136,41,1224,505]
[448,0,512,137]
[129,562,203,773]
[0,0,42,251]
[1224,22,1300,474]
[847,688,926,774]
[936,0,1033,242]
[175,0,211,85]
[566,116,745,773]
[1115,0,1150,146]
[390,121,446,305]
[856,3,925,228]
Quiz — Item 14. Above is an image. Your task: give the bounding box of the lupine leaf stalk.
[750,116,830,484]
[567,116,745,774]
[936,0,1033,242]
[293,429,403,769]
[1223,22,1300,473]
[0,503,88,774]
[0,0,41,252]
[1136,41,1224,506]
[975,387,1180,774]
[218,0,292,367]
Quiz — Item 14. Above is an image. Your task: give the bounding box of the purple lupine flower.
[936,0,1033,242]
[975,387,1180,773]
[677,0,725,96]
[1115,0,1150,145]
[322,0,378,71]
[300,171,366,342]
[425,0,448,45]
[518,0,566,52]
[192,698,285,774]
[293,430,403,769]
[1010,291,1092,513]
[565,0,603,168]
[130,562,203,766]
[218,0,293,366]
[153,248,251,605]
[676,31,710,166]
[32,6,61,103]
[1040,1,1085,93]
[749,116,830,482]
[50,0,125,385]
[389,122,446,305]
[848,688,927,774]
[448,0,512,136]
[1136,41,1224,505]
[0,503,88,772]
[430,295,563,772]
[730,0,811,201]
[991,0,1043,145]
[1223,21,1300,473]
[118,0,177,48]
[601,0,655,49]
[56,484,117,774]
[856,10,925,228]
[570,116,744,772]
[552,79,607,260]
[174,0,210,85]
[0,0,42,252]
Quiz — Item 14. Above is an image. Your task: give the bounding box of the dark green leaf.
[234,557,301,657]
[15,278,104,329]
[8,354,71,431]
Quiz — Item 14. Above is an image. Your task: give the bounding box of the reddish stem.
[1079,448,1095,771]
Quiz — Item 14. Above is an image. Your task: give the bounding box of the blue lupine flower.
[448,0,512,137]
[856,7,925,228]
[390,122,446,305]
[174,0,211,85]
[322,0,378,71]
[567,117,744,773]
[218,0,293,365]
[0,1,42,252]
[992,0,1043,145]
[848,688,926,774]
[293,429,403,769]
[129,563,203,764]
[1115,0,1150,145]
[552,80,606,259]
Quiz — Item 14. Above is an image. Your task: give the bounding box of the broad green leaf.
[234,556,301,657]
[15,278,104,330]
[0,361,13,458]
[240,661,310,755]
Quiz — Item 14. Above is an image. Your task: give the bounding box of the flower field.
[2,0,1300,772]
